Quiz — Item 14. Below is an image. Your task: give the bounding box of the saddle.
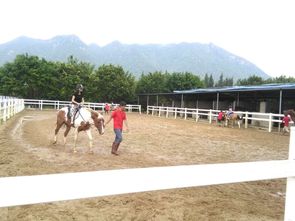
[67,106,72,120]
[71,105,82,127]
[227,112,234,118]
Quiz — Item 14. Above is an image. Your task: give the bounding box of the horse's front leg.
[53,122,63,144]
[63,124,71,145]
[86,129,93,153]
[73,128,79,153]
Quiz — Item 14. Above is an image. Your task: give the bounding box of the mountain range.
[0,35,269,80]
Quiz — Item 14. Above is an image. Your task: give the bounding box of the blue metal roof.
[173,83,295,94]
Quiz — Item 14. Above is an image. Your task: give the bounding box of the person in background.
[226,107,234,118]
[217,110,225,126]
[71,84,85,125]
[282,113,291,135]
[105,101,129,155]
[104,103,110,115]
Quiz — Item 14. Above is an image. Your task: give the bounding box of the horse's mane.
[85,108,103,119]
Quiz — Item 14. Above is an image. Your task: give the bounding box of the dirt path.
[0,109,289,220]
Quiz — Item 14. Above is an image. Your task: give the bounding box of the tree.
[136,71,169,94]
[93,64,136,103]
[208,74,214,87]
[264,75,295,84]
[236,75,264,86]
[203,73,209,88]
[223,77,234,86]
[216,73,224,87]
[166,72,203,92]
[56,56,95,101]
[0,54,60,99]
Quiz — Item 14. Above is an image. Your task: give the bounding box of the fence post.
[268,113,272,132]
[39,100,43,110]
[9,98,13,119]
[209,110,212,124]
[3,98,7,122]
[174,108,177,119]
[166,107,169,118]
[284,127,295,221]
[184,108,187,120]
[245,112,248,128]
[196,109,199,122]
[13,98,16,115]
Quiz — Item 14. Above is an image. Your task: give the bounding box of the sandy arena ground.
[0,109,290,221]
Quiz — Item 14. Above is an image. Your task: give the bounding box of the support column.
[216,92,219,110]
[284,127,295,221]
[279,90,283,132]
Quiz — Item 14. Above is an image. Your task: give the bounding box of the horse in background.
[53,106,105,153]
[225,112,243,128]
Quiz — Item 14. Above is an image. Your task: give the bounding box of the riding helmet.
[76,84,84,91]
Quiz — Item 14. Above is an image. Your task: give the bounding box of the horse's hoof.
[53,141,57,145]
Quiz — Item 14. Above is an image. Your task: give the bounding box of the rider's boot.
[71,110,77,127]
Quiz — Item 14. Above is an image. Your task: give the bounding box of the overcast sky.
[0,0,294,77]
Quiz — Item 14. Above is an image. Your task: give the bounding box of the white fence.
[24,99,141,113]
[0,128,294,220]
[0,100,294,219]
[0,96,25,123]
[0,97,141,124]
[147,105,285,132]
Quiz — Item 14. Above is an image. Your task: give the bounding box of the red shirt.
[282,116,290,127]
[218,112,223,120]
[112,108,126,129]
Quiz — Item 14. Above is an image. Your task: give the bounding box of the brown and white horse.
[53,106,105,153]
[225,112,243,128]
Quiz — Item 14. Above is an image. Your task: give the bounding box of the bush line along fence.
[0,96,295,220]
[147,105,286,133]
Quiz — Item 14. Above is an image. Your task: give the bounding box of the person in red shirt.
[217,110,225,126]
[282,114,291,135]
[105,101,129,155]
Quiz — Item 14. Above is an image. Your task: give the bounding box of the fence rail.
[24,99,141,113]
[0,127,294,220]
[147,105,285,132]
[0,98,294,220]
[0,96,25,123]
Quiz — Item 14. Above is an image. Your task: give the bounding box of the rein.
[76,109,87,123]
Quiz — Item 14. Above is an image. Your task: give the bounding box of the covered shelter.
[137,83,295,114]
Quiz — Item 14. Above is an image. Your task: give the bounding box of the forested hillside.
[0,35,269,80]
